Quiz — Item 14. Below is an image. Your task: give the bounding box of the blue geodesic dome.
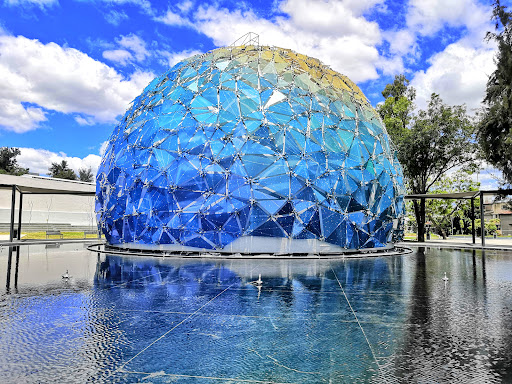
[96,45,405,252]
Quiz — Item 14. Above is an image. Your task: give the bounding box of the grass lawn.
[404,233,442,240]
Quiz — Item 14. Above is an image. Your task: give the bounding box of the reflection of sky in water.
[0,244,511,383]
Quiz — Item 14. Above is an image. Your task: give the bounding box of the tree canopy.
[48,160,77,180]
[378,74,416,140]
[379,75,478,241]
[479,0,512,183]
[0,147,29,176]
[78,167,94,182]
[425,171,479,239]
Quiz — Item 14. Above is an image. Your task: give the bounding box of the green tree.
[379,76,478,241]
[426,171,480,239]
[478,0,512,183]
[0,147,29,176]
[48,160,77,180]
[78,167,93,182]
[475,218,500,235]
[378,74,416,139]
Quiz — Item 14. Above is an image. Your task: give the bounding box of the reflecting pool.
[0,244,511,383]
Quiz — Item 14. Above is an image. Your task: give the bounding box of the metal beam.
[16,191,96,196]
[17,192,23,241]
[6,246,12,290]
[9,185,16,242]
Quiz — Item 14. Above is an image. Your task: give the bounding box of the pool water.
[0,244,511,383]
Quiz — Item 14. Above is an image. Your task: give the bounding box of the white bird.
[62,270,70,279]
[249,274,263,286]
[442,272,449,282]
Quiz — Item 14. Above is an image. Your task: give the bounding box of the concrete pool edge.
[401,240,512,251]
[85,243,414,259]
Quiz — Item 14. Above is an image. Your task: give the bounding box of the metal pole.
[9,186,16,242]
[471,197,475,244]
[480,191,485,247]
[6,246,12,290]
[14,248,20,289]
[17,192,23,241]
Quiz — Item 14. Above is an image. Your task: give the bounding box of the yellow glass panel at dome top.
[308,67,323,82]
[228,45,369,104]
[332,75,352,93]
[213,47,231,60]
[273,52,286,64]
[244,45,258,52]
[341,75,368,103]
[260,49,273,61]
[297,59,311,73]
[306,56,321,69]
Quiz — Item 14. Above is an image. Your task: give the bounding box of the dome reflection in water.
[0,245,511,383]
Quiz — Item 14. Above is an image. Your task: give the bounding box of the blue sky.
[0,0,504,187]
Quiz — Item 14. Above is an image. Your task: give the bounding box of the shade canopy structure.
[405,191,480,200]
[405,189,512,246]
[0,174,95,243]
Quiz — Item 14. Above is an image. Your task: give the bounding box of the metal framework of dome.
[96,45,405,254]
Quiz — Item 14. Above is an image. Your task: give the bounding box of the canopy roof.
[0,174,95,195]
[406,191,480,200]
[406,189,512,200]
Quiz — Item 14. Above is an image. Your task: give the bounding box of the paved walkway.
[0,234,25,241]
[402,236,512,251]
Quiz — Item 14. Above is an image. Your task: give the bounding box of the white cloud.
[104,10,129,26]
[406,0,490,38]
[5,0,56,8]
[279,0,381,43]
[102,49,133,65]
[102,34,150,66]
[0,34,154,133]
[157,1,386,83]
[376,55,405,76]
[0,100,47,133]
[375,0,496,112]
[381,0,492,75]
[384,29,417,56]
[411,42,495,112]
[16,147,102,176]
[118,34,149,61]
[155,9,192,27]
[74,115,95,126]
[99,0,152,15]
[177,0,193,13]
[162,49,203,67]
